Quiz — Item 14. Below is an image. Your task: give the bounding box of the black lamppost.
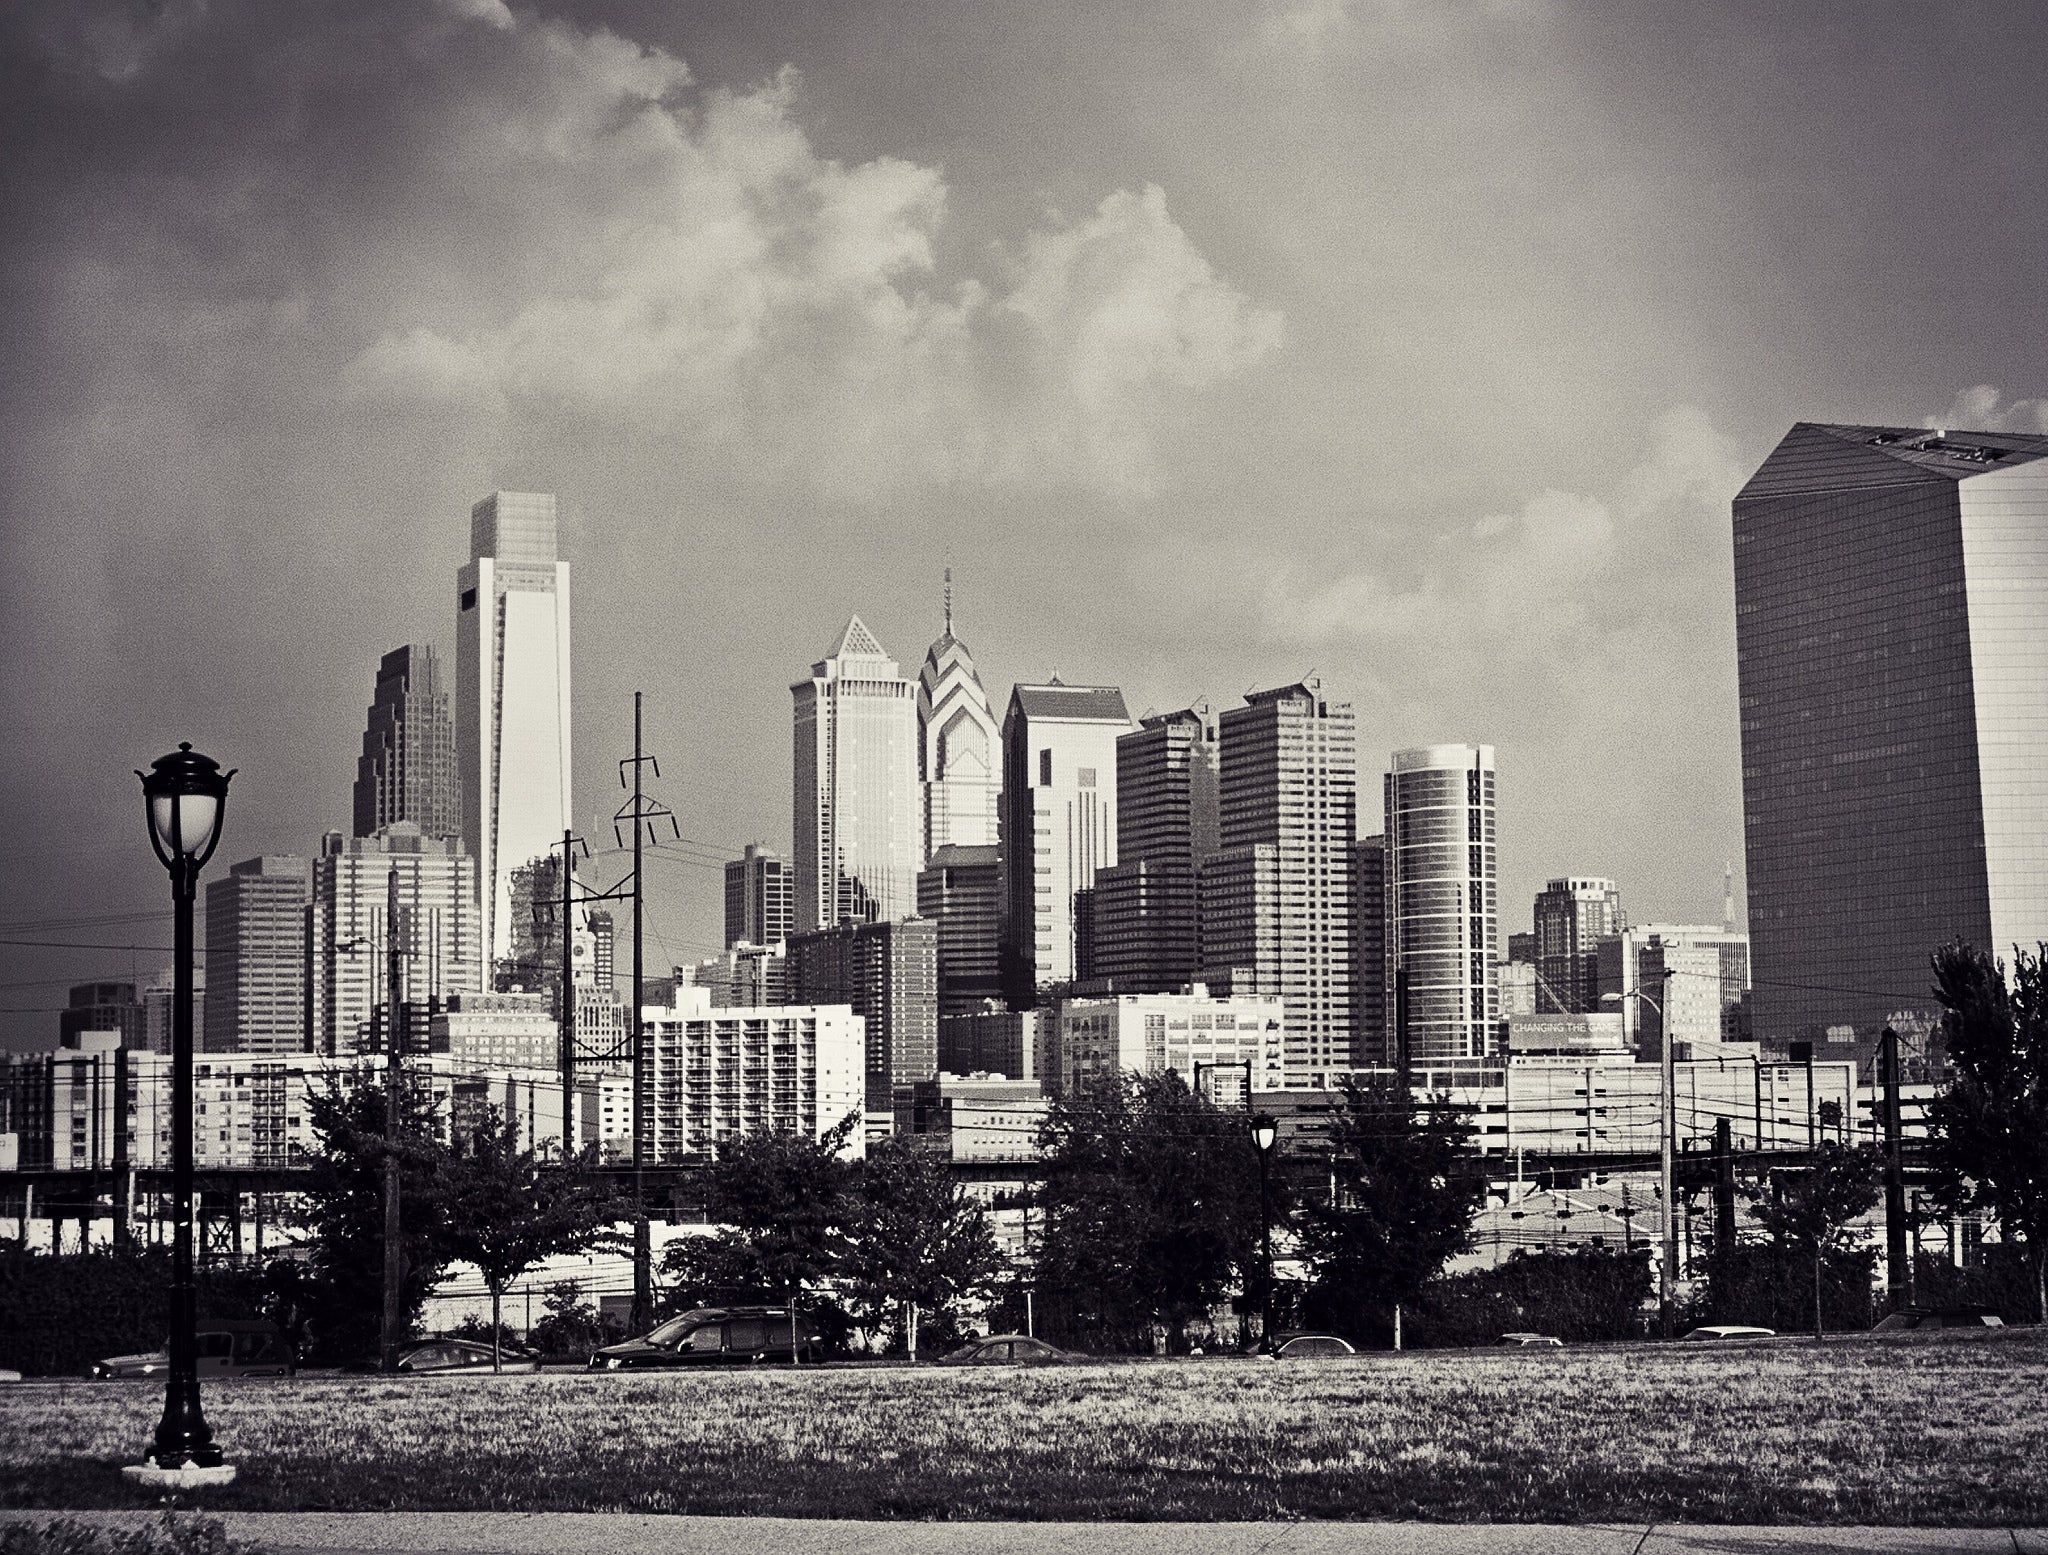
[1251,1113,1278,1348]
[129,743,235,1484]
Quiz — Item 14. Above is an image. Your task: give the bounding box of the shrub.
[0,1515,259,1555]
[1685,1242,1879,1332]
[1401,1244,1654,1349]
[0,1248,272,1377]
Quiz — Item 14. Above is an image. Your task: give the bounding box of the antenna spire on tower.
[944,564,953,638]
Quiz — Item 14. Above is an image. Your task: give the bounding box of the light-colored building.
[457,491,573,968]
[917,589,1001,858]
[1498,959,1538,1017]
[353,644,459,842]
[433,991,556,1072]
[793,616,921,932]
[1532,876,1623,1014]
[897,1076,1048,1163]
[724,843,793,950]
[683,942,789,1009]
[1000,680,1134,1001]
[202,855,310,1054]
[1596,923,1749,1061]
[641,988,867,1162]
[1385,745,1499,1064]
[311,823,482,1056]
[1051,986,1285,1100]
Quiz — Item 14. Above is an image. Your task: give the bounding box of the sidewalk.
[4,1510,2042,1555]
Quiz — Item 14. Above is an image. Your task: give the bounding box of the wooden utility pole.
[1881,1025,1911,1309]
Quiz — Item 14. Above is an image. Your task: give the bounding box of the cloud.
[1929,386,2048,436]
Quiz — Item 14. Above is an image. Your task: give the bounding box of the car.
[1873,1306,2006,1332]
[1265,1331,1356,1358]
[91,1320,294,1379]
[1496,1332,1564,1348]
[939,1334,1071,1366]
[589,1306,823,1369]
[1681,1324,1777,1342]
[396,1338,537,1373]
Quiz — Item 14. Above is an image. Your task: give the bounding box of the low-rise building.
[937,1008,1043,1085]
[896,1076,1049,1163]
[1051,986,1285,1100]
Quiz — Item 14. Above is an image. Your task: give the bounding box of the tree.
[845,1138,1006,1358]
[1747,1141,1882,1339]
[1929,940,2048,1322]
[295,1078,454,1365]
[1033,1071,1266,1351]
[440,1108,623,1370]
[1294,1072,1486,1343]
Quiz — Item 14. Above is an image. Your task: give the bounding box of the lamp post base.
[122,1462,237,1489]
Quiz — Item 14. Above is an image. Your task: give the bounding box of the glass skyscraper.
[1385,745,1498,1063]
[1734,421,2048,1042]
[352,644,458,842]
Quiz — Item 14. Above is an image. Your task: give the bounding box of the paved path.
[4,1511,2044,1555]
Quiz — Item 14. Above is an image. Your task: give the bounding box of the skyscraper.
[998,680,1134,1003]
[1596,923,1750,1060]
[1735,422,2048,1041]
[1199,678,1359,1079]
[725,843,794,949]
[457,491,572,968]
[917,580,1000,858]
[1385,745,1498,1064]
[918,844,1003,1017]
[792,617,921,932]
[353,645,458,842]
[1532,876,1623,1013]
[1092,705,1220,994]
[203,855,311,1054]
[1352,833,1388,1062]
[786,916,938,1114]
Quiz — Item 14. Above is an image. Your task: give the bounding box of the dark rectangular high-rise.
[1092,705,1219,993]
[787,916,939,1113]
[1734,422,2048,1043]
[353,645,458,842]
[917,844,1002,1017]
[724,843,794,949]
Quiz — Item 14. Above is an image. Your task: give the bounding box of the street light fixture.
[128,743,236,1486]
[1603,970,1677,1341]
[1250,1112,1278,1348]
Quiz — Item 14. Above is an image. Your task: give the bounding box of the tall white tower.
[917,573,1000,858]
[1385,744,1498,1063]
[457,491,573,967]
[792,617,921,932]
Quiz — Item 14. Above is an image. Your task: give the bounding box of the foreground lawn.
[3,1330,2044,1525]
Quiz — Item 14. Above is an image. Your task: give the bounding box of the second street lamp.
[1603,970,1678,1340]
[127,743,235,1486]
[1251,1112,1278,1349]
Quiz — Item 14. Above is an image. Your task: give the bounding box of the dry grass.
[3,1329,2043,1524]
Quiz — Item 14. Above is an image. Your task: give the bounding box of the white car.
[1681,1324,1776,1342]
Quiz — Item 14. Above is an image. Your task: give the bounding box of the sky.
[4,0,2048,1050]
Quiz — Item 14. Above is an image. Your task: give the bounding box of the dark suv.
[589,1307,823,1369]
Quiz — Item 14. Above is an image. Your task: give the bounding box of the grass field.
[3,1329,2044,1525]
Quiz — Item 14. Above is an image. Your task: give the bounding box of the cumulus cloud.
[1929,386,2048,436]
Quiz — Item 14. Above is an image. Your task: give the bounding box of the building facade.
[1091,705,1219,995]
[1532,876,1623,1014]
[792,617,921,932]
[786,915,939,1113]
[352,644,458,842]
[917,844,1003,1017]
[203,855,310,1054]
[724,843,794,950]
[457,491,573,968]
[432,991,557,1072]
[59,983,145,1051]
[936,1008,1043,1083]
[1051,986,1286,1099]
[683,942,790,1009]
[1595,923,1751,1061]
[916,595,1001,858]
[1734,422,2048,1041]
[1385,745,1499,1064]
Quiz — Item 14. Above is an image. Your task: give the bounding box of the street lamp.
[1603,972,1676,1340]
[128,744,236,1486]
[1251,1113,1278,1348]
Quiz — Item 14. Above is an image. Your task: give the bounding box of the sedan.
[1496,1332,1564,1348]
[1268,1332,1356,1358]
[1681,1325,1776,1342]
[396,1339,537,1373]
[940,1335,1071,1366]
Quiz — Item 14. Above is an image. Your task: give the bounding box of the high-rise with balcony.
[998,680,1134,1003]
[1198,679,1359,1079]
[203,855,311,1054]
[917,587,1000,859]
[353,645,458,842]
[1735,423,2048,1042]
[1532,876,1623,1013]
[1385,745,1498,1063]
[457,491,572,968]
[1092,705,1220,994]
[725,843,794,948]
[793,617,921,932]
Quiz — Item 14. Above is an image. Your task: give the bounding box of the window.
[460,587,477,611]
[1039,750,1053,786]
[1078,767,1096,789]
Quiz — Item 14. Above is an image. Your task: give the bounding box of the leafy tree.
[1404,1243,1654,1348]
[1294,1072,1486,1343]
[1033,1071,1266,1351]
[1747,1140,1883,1339]
[845,1138,1006,1358]
[527,1279,625,1358]
[1930,940,2048,1322]
[440,1108,623,1369]
[295,1077,454,1365]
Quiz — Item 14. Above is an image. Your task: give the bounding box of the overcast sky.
[5,0,2047,1050]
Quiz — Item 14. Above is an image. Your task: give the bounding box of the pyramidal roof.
[830,615,890,660]
[1738,422,2048,502]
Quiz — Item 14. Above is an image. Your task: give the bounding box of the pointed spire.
[944,565,953,639]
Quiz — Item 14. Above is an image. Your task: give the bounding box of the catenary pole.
[381,865,404,1372]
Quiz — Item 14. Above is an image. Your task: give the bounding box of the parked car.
[396,1339,536,1373]
[1681,1325,1776,1342]
[589,1306,822,1369]
[91,1320,294,1379]
[1496,1332,1564,1348]
[1265,1332,1356,1358]
[939,1334,1071,1366]
[1873,1306,2006,1332]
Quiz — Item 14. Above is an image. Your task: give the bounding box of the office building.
[1091,706,1219,994]
[59,983,144,1051]
[683,942,789,1009]
[937,1008,1044,1083]
[310,824,482,1056]
[897,1076,1049,1163]
[1596,923,1750,1061]
[1497,959,1538,1017]
[917,844,1003,1017]
[1051,986,1285,1100]
[641,987,866,1162]
[457,491,573,968]
[587,910,614,994]
[999,680,1134,1002]
[1533,877,1623,1014]
[792,617,921,931]
[1197,679,1359,1079]
[1735,422,2048,1041]
[786,916,939,1113]
[917,586,1000,857]
[352,645,458,842]
[203,856,311,1054]
[432,991,556,1072]
[1352,834,1387,1061]
[1508,932,1536,965]
[1385,745,1499,1064]
[724,844,794,950]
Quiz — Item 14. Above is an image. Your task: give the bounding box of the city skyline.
[7,2,2048,1051]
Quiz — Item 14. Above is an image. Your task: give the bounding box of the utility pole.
[1713,1115,1736,1259]
[380,866,404,1373]
[1881,1025,1910,1309]
[1658,967,1677,1340]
